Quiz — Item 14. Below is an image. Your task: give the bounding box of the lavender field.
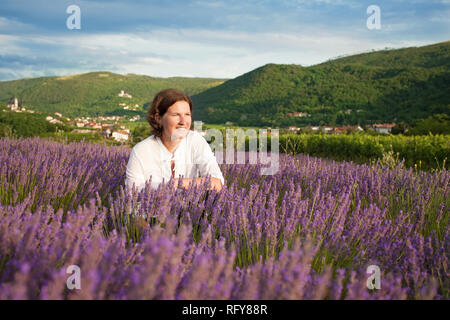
[0,136,448,300]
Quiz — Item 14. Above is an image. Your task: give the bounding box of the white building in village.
[373,123,396,134]
[45,116,63,125]
[6,97,19,111]
[112,130,130,142]
[118,90,132,98]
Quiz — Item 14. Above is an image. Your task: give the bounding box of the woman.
[125,88,224,193]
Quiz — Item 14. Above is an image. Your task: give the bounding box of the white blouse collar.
[155,134,188,161]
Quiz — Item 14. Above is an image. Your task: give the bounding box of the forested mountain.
[192,41,450,126]
[0,72,226,118]
[1,41,448,126]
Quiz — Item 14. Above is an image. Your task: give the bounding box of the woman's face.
[158,100,192,141]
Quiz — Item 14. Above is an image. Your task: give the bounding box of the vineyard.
[0,137,448,299]
[233,133,449,171]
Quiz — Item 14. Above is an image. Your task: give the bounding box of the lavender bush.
[0,137,448,299]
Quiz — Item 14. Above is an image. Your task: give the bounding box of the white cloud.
[0,16,33,31]
[0,26,440,80]
[429,9,450,22]
[283,0,362,8]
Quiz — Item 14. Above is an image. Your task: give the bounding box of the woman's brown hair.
[146,88,193,137]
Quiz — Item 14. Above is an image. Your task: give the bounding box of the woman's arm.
[125,149,147,193]
[192,132,225,190]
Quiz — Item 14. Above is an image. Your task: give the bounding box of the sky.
[0,0,449,81]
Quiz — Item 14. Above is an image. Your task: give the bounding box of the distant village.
[3,93,143,143]
[284,108,396,134]
[5,97,35,114]
[70,116,133,142]
[285,123,396,134]
[4,93,398,143]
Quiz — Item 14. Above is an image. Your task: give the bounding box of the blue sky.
[0,0,449,81]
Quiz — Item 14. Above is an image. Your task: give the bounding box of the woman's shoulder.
[186,129,205,143]
[186,130,213,157]
[132,135,157,154]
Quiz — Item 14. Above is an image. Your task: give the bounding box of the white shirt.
[125,130,224,192]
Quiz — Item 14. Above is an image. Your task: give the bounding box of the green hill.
[0,72,226,118]
[192,41,450,127]
[0,108,63,137]
[1,41,448,126]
